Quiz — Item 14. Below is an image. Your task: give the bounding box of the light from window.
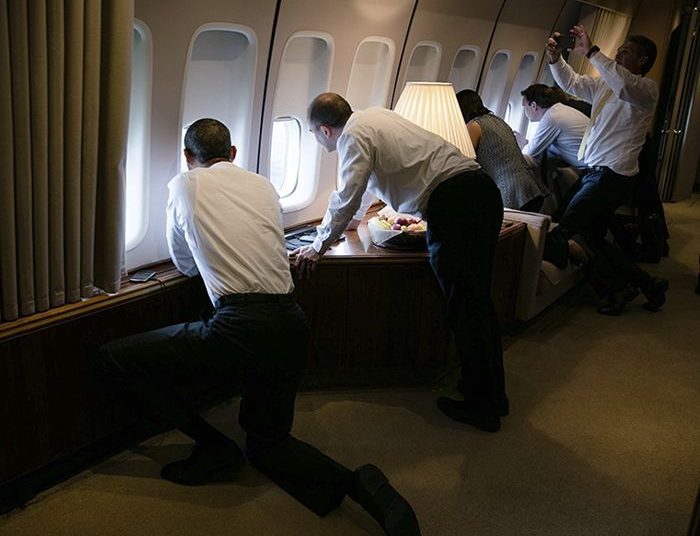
[270,117,301,198]
[125,21,152,252]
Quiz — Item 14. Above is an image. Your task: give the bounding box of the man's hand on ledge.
[290,245,321,279]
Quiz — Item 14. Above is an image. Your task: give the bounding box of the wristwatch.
[586,45,600,59]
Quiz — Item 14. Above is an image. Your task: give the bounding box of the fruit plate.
[367,216,427,250]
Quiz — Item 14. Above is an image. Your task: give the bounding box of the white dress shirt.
[523,102,588,168]
[549,50,658,176]
[312,107,481,253]
[166,161,293,305]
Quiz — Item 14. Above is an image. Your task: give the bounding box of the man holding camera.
[543,25,668,315]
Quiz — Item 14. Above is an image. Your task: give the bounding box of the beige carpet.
[1,197,698,536]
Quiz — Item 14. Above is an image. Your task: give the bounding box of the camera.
[554,33,575,52]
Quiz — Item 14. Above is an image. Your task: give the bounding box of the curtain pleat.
[64,0,85,305]
[29,0,50,313]
[80,0,101,298]
[94,0,131,293]
[8,0,35,317]
[0,0,131,322]
[47,0,66,308]
[0,0,18,322]
[580,9,631,78]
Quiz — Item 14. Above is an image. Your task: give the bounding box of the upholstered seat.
[504,208,582,321]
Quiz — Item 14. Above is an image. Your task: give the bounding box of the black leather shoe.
[457,381,509,417]
[641,277,669,311]
[597,283,639,316]
[350,464,421,536]
[436,397,501,432]
[160,441,246,486]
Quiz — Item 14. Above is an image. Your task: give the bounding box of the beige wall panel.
[479,0,566,119]
[395,0,502,102]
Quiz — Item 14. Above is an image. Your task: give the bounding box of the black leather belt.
[216,293,292,308]
[586,165,610,172]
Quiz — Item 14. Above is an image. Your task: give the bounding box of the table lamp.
[393,82,476,159]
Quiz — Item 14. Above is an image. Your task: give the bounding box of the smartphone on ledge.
[129,270,156,283]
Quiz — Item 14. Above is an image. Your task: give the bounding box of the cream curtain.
[0,0,132,322]
[574,7,632,78]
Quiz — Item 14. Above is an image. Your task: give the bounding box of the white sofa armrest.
[504,209,551,321]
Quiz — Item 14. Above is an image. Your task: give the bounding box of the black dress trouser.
[96,294,351,517]
[545,167,652,296]
[426,169,507,415]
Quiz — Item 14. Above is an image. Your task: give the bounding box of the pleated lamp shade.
[393,82,476,159]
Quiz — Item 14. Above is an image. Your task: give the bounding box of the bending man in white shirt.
[521,83,588,170]
[96,119,420,536]
[542,26,668,315]
[292,93,508,433]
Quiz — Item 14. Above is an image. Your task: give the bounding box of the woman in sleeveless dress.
[457,89,548,212]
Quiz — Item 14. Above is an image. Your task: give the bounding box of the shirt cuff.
[311,238,324,254]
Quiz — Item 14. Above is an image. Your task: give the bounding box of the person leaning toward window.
[292,93,509,433]
[456,89,550,213]
[520,83,589,171]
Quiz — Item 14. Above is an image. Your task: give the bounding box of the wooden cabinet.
[292,219,526,388]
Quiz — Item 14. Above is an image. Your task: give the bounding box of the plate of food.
[367,214,427,250]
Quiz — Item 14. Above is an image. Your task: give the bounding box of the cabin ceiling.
[498,0,569,28]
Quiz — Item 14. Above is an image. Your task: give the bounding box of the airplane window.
[480,51,511,118]
[269,32,333,212]
[346,37,396,111]
[448,46,479,92]
[181,24,257,172]
[270,116,302,198]
[507,53,538,133]
[125,20,152,252]
[405,41,442,84]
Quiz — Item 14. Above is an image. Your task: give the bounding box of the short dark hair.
[455,89,491,122]
[184,118,231,163]
[627,35,657,75]
[308,93,353,128]
[521,84,565,108]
